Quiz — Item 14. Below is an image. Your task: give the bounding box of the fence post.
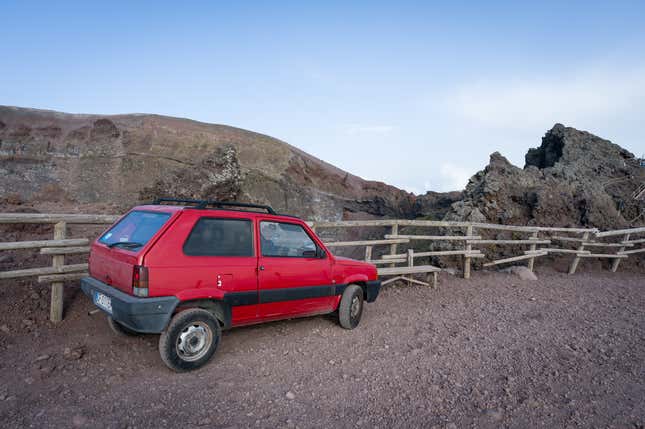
[407,248,414,287]
[463,225,473,279]
[527,231,539,272]
[568,231,589,275]
[364,245,372,262]
[611,233,631,272]
[50,221,66,323]
[389,222,399,267]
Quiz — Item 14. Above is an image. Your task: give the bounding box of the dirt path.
[1,267,644,428]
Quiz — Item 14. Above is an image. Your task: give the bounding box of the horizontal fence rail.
[310,219,643,279]
[1,212,643,323]
[0,214,118,323]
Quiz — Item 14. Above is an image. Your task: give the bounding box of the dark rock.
[90,118,119,140]
[444,124,643,230]
[0,254,14,264]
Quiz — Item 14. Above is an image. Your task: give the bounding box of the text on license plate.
[93,292,113,314]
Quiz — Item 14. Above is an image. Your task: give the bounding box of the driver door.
[257,219,333,320]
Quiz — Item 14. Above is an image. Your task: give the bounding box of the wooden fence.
[0,213,119,322]
[1,213,643,322]
[310,219,645,280]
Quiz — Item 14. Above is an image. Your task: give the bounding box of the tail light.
[132,265,149,297]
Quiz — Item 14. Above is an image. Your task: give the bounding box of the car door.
[257,218,334,319]
[149,212,260,325]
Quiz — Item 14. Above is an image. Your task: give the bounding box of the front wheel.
[338,284,364,329]
[158,308,221,372]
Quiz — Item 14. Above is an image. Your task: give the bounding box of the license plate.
[93,291,113,314]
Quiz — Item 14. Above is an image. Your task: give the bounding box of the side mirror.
[302,250,317,258]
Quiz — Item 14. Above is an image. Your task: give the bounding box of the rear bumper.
[365,280,381,303]
[81,277,179,334]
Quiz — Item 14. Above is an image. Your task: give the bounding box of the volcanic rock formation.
[443,124,644,229]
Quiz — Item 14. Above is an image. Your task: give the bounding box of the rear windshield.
[99,210,171,250]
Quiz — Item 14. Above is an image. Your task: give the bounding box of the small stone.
[63,346,85,361]
[22,319,34,327]
[443,268,458,276]
[502,266,538,281]
[30,292,40,300]
[35,354,50,362]
[527,398,540,408]
[72,414,88,427]
[40,365,56,374]
[485,409,504,421]
[285,391,296,400]
[0,325,9,334]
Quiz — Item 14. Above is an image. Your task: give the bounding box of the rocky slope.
[0,106,460,220]
[2,106,641,228]
[444,124,644,229]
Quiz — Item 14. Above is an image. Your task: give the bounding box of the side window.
[260,221,317,257]
[183,218,254,257]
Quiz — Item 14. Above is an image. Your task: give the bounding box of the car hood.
[335,256,371,266]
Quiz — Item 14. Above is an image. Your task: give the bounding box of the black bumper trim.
[365,280,381,303]
[81,277,179,334]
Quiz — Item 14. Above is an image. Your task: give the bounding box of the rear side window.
[99,211,171,250]
[183,218,254,257]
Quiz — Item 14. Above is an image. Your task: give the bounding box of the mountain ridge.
[0,105,460,220]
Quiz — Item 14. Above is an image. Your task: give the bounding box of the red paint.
[88,205,378,327]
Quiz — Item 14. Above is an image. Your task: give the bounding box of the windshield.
[99,210,171,250]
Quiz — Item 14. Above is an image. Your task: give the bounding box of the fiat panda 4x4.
[81,199,381,371]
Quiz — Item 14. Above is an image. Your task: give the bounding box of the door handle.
[259,265,265,271]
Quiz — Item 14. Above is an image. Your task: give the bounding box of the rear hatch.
[89,209,174,294]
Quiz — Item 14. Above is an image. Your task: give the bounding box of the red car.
[81,199,381,371]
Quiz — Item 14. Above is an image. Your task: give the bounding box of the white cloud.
[438,163,472,191]
[445,67,645,130]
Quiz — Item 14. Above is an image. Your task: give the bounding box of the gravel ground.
[0,267,644,428]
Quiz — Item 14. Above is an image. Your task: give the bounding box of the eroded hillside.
[0,106,460,219]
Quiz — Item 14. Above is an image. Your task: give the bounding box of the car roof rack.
[152,198,276,215]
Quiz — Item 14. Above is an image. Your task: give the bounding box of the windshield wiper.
[108,241,143,249]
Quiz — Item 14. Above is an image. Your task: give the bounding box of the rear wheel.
[159,308,221,372]
[338,284,364,329]
[107,316,138,337]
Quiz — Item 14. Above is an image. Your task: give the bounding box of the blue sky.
[2,1,644,192]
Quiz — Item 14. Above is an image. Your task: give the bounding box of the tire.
[338,284,364,329]
[107,316,138,337]
[158,308,221,372]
